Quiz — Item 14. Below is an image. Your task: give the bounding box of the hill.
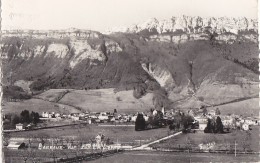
[35,88,154,113]
[1,16,258,112]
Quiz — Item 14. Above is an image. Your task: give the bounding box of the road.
[133,131,182,150]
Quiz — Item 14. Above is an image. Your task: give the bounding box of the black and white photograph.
[1,0,259,162]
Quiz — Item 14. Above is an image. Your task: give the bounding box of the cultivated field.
[2,98,81,115]
[4,87,259,117]
[90,151,260,163]
[9,125,171,145]
[34,89,73,102]
[150,126,260,152]
[58,89,154,113]
[210,98,259,117]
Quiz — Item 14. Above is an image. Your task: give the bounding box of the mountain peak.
[105,15,258,35]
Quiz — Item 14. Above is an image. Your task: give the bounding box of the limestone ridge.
[105,16,258,35]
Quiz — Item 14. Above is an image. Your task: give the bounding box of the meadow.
[2,98,81,115]
[9,125,172,146]
[58,89,154,113]
[89,151,260,163]
[151,126,260,152]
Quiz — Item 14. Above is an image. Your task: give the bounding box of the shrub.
[135,114,146,131]
[198,96,204,102]
[116,97,122,101]
[152,88,170,110]
[3,86,31,100]
[133,84,147,99]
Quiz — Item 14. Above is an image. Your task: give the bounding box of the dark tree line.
[135,110,196,132]
[204,116,224,133]
[6,110,40,127]
[135,114,146,131]
[169,113,196,133]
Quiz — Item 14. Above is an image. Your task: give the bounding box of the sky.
[1,0,258,32]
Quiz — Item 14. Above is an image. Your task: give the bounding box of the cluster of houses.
[41,110,159,124]
[40,107,178,125]
[14,107,259,133]
[193,109,260,131]
[41,111,134,123]
[41,107,260,132]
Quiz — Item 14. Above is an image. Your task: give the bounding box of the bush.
[3,86,31,100]
[152,88,169,110]
[133,84,147,99]
[116,97,122,101]
[198,96,204,102]
[148,111,164,128]
[215,116,224,133]
[30,78,54,91]
[135,114,146,131]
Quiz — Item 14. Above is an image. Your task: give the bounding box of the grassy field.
[174,95,259,117]
[9,125,171,145]
[4,87,258,117]
[89,151,260,163]
[2,98,81,115]
[209,98,259,117]
[58,89,154,113]
[4,149,259,163]
[3,88,154,115]
[151,126,260,152]
[34,89,72,102]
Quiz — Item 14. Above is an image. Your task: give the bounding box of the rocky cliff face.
[1,16,258,110]
[106,16,258,44]
[106,16,257,34]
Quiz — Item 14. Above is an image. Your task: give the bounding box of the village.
[4,106,259,153]
[8,106,260,132]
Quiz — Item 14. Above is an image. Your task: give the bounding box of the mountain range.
[1,15,258,111]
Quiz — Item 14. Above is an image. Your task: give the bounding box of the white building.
[152,110,158,116]
[71,116,80,121]
[55,113,61,118]
[221,116,234,128]
[7,142,25,150]
[242,123,250,131]
[199,123,207,131]
[98,113,109,121]
[194,116,207,124]
[16,123,24,130]
[243,118,257,126]
[42,112,49,118]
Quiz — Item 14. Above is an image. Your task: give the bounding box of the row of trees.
[204,116,224,133]
[135,110,196,132]
[5,110,40,127]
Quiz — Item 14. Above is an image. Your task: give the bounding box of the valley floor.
[89,151,260,163]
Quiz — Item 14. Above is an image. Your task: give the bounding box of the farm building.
[7,142,25,150]
[199,122,207,131]
[16,123,24,130]
[221,116,234,127]
[242,123,250,131]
